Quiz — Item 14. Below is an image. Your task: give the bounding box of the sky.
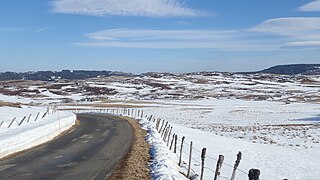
[0,0,320,73]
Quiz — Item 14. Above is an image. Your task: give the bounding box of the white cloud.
[0,27,48,33]
[75,17,320,51]
[283,41,320,48]
[86,29,237,41]
[76,28,278,51]
[251,17,320,48]
[34,26,49,33]
[299,0,320,12]
[250,17,320,37]
[52,0,204,17]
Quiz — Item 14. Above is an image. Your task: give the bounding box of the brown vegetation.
[0,101,22,108]
[107,117,151,180]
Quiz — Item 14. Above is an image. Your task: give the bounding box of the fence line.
[74,108,261,180]
[1,106,59,129]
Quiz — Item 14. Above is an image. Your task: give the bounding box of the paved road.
[0,114,133,180]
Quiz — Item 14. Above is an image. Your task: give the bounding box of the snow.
[138,116,188,180]
[0,94,32,104]
[70,106,320,180]
[0,106,76,159]
[1,73,320,179]
[123,98,320,180]
[142,99,320,149]
[171,124,320,180]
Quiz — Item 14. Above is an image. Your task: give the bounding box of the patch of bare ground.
[107,117,151,180]
[0,101,22,108]
[63,103,147,108]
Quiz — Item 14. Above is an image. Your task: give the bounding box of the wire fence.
[73,108,261,180]
[0,106,58,129]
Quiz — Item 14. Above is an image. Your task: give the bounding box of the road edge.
[0,119,80,161]
[107,116,151,180]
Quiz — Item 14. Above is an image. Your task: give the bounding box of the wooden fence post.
[155,119,159,130]
[200,148,207,180]
[230,152,242,180]
[18,116,27,126]
[178,136,185,166]
[170,133,175,150]
[0,121,4,127]
[174,134,178,153]
[161,121,168,138]
[27,114,32,122]
[162,126,168,141]
[248,169,260,180]
[35,112,40,121]
[42,112,47,118]
[141,110,144,118]
[214,155,225,180]
[187,141,193,178]
[163,125,170,141]
[167,126,173,146]
[8,117,17,128]
[159,120,165,133]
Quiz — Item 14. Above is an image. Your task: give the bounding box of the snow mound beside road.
[0,107,76,159]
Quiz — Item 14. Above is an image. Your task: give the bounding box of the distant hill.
[0,70,134,81]
[258,64,320,75]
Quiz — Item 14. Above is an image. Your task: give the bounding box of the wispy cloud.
[282,41,320,48]
[34,26,49,33]
[0,27,49,33]
[250,17,320,48]
[52,0,205,17]
[250,17,320,37]
[76,15,320,51]
[75,28,279,51]
[299,0,320,12]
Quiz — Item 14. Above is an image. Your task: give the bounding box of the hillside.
[260,64,320,75]
[0,70,133,81]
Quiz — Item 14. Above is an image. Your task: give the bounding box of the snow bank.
[0,109,76,158]
[138,117,187,180]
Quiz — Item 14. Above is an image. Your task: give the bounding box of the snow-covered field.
[135,99,320,180]
[1,73,320,179]
[142,99,320,149]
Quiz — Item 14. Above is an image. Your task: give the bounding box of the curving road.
[0,114,133,180]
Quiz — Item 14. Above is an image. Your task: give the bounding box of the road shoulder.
[108,116,151,180]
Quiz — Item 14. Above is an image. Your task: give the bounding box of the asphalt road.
[0,114,134,180]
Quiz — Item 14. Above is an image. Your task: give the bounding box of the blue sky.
[0,0,320,73]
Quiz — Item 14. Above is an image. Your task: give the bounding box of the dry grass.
[0,101,22,108]
[107,117,151,180]
[64,103,147,108]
